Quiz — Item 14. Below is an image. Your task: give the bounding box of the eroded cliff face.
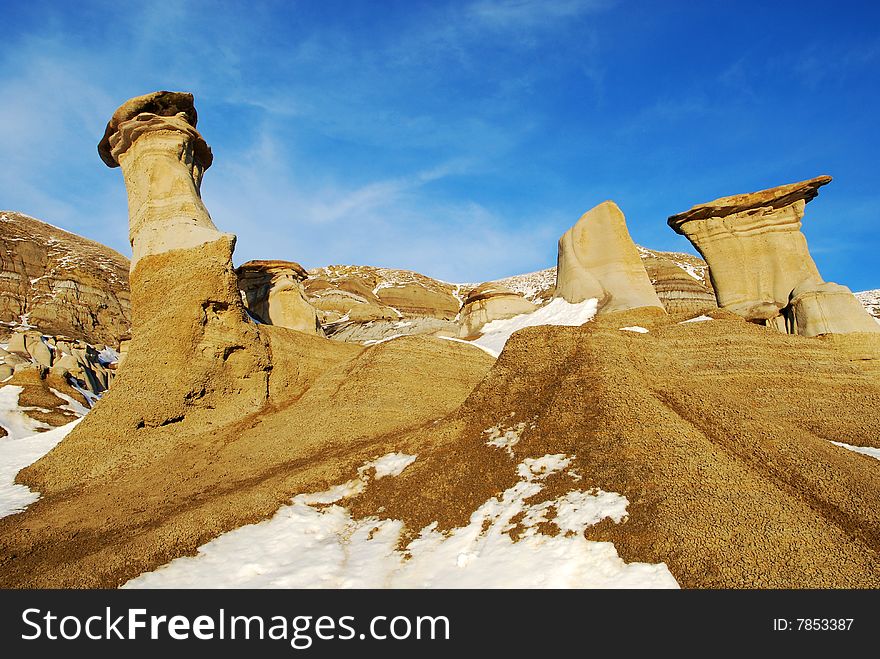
[669,176,878,337]
[0,211,130,346]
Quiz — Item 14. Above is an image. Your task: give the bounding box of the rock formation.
[637,247,717,315]
[0,92,494,587]
[457,283,536,338]
[668,176,879,336]
[236,260,323,335]
[0,211,130,346]
[555,201,664,314]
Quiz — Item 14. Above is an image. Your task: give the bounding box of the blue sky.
[1,1,878,289]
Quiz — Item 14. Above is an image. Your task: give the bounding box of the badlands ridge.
[0,91,879,588]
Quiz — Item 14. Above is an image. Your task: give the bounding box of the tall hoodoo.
[555,201,664,314]
[669,176,878,336]
[93,91,270,430]
[98,91,224,268]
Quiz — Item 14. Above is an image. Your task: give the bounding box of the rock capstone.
[669,176,878,336]
[236,260,324,335]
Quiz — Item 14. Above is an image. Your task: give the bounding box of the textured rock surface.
[104,91,221,267]
[344,310,880,588]
[555,201,664,313]
[0,92,494,587]
[236,260,323,335]
[669,176,878,336]
[637,247,717,315]
[457,283,536,338]
[0,212,130,345]
[668,176,827,322]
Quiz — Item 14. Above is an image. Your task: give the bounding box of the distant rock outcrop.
[637,247,717,315]
[457,283,537,338]
[555,201,664,314]
[669,176,878,336]
[236,260,323,335]
[0,212,130,346]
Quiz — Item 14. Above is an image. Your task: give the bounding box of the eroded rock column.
[91,91,270,431]
[555,201,664,314]
[98,91,227,268]
[668,176,878,336]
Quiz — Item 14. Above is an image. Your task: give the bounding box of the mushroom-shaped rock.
[458,283,537,338]
[99,90,222,268]
[555,201,664,314]
[88,90,270,430]
[669,176,878,336]
[236,260,324,335]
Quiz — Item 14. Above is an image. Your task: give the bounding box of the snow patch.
[680,315,713,324]
[0,419,82,518]
[360,452,417,479]
[0,386,51,439]
[831,441,880,461]
[484,421,528,457]
[620,326,649,333]
[124,452,678,589]
[471,297,599,357]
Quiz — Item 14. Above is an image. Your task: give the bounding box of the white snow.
[484,421,528,457]
[471,297,599,357]
[0,386,52,439]
[68,380,99,407]
[619,326,649,333]
[437,335,500,358]
[359,452,417,479]
[123,451,678,589]
[362,334,405,346]
[49,388,91,415]
[680,315,714,324]
[97,347,119,365]
[0,418,82,518]
[831,441,880,461]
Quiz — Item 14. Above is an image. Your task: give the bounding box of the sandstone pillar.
[92,91,270,430]
[668,176,879,336]
[98,91,228,268]
[555,201,664,314]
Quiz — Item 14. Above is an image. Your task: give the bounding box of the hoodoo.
[669,176,879,336]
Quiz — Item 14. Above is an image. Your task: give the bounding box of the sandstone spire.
[94,91,270,429]
[669,176,878,336]
[555,201,664,314]
[98,91,226,268]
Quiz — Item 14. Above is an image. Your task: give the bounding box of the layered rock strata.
[555,201,664,314]
[668,176,878,336]
[0,211,130,346]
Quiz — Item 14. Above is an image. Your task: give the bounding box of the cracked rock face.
[555,201,664,314]
[669,176,879,336]
[0,211,130,346]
